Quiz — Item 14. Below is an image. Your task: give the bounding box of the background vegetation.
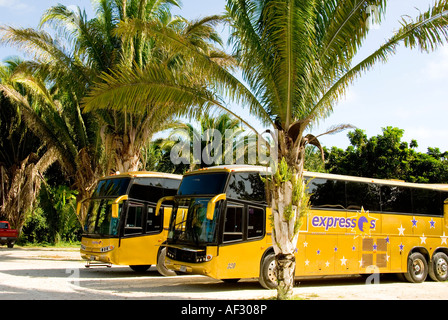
[0,0,447,250]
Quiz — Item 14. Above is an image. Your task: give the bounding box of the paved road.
[1,247,448,300]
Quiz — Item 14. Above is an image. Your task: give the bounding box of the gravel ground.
[1,246,448,300]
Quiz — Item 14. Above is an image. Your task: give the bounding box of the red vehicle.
[0,221,18,248]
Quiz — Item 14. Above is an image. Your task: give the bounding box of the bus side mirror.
[112,195,128,219]
[155,196,175,216]
[112,203,119,219]
[206,193,226,220]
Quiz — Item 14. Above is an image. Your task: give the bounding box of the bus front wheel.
[259,252,278,290]
[428,252,448,282]
[404,252,428,283]
[156,247,177,277]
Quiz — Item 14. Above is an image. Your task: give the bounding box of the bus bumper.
[80,237,118,264]
[165,258,215,277]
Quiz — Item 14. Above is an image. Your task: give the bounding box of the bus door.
[118,201,164,264]
[217,201,266,279]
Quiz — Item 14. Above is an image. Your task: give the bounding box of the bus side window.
[223,204,244,242]
[146,206,162,233]
[308,178,346,210]
[248,206,264,239]
[227,173,266,202]
[125,204,143,235]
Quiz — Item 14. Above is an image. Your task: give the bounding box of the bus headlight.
[100,245,115,252]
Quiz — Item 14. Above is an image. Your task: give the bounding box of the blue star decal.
[386,236,390,243]
[317,249,321,255]
[411,217,418,227]
[373,243,378,251]
[430,219,436,229]
[399,243,404,251]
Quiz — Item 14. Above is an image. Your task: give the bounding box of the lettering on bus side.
[311,208,377,235]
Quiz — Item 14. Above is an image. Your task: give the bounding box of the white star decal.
[441,232,448,245]
[420,234,427,244]
[340,256,347,266]
[398,225,405,236]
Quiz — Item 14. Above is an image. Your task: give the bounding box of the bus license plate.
[180,265,187,272]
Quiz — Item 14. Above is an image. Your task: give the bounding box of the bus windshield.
[177,173,228,195]
[92,178,131,198]
[83,199,121,236]
[168,197,222,245]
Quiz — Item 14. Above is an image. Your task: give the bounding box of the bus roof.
[184,165,448,191]
[105,171,182,180]
[184,165,270,175]
[304,171,448,191]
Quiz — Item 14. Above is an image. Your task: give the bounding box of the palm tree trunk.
[268,138,309,299]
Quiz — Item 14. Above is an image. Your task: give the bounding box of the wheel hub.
[267,260,277,283]
[436,259,447,276]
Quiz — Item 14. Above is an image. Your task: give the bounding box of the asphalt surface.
[1,247,448,300]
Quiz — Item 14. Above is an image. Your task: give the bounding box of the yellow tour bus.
[156,165,448,288]
[79,171,181,275]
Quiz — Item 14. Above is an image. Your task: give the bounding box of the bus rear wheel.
[404,252,428,283]
[259,253,278,290]
[429,252,448,282]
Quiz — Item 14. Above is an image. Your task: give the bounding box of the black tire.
[221,278,240,284]
[259,252,277,290]
[129,265,151,272]
[428,252,448,282]
[404,252,428,283]
[156,247,177,276]
[7,241,14,248]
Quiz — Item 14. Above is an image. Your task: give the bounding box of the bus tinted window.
[129,178,181,202]
[308,178,346,209]
[381,185,412,214]
[146,205,162,233]
[346,182,381,211]
[412,188,442,216]
[93,178,131,197]
[177,173,228,195]
[227,172,266,202]
[125,204,143,235]
[223,204,243,242]
[248,206,264,239]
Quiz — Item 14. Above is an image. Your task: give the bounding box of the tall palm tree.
[0,59,60,230]
[0,0,186,223]
[165,112,256,170]
[79,0,448,299]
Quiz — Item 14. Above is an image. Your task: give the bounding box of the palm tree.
[160,112,261,171]
[78,0,448,299]
[0,0,185,223]
[0,59,60,230]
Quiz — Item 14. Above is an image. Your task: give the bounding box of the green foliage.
[18,208,49,244]
[325,127,448,183]
[273,158,292,186]
[37,184,81,244]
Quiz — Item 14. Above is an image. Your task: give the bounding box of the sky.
[0,0,447,153]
